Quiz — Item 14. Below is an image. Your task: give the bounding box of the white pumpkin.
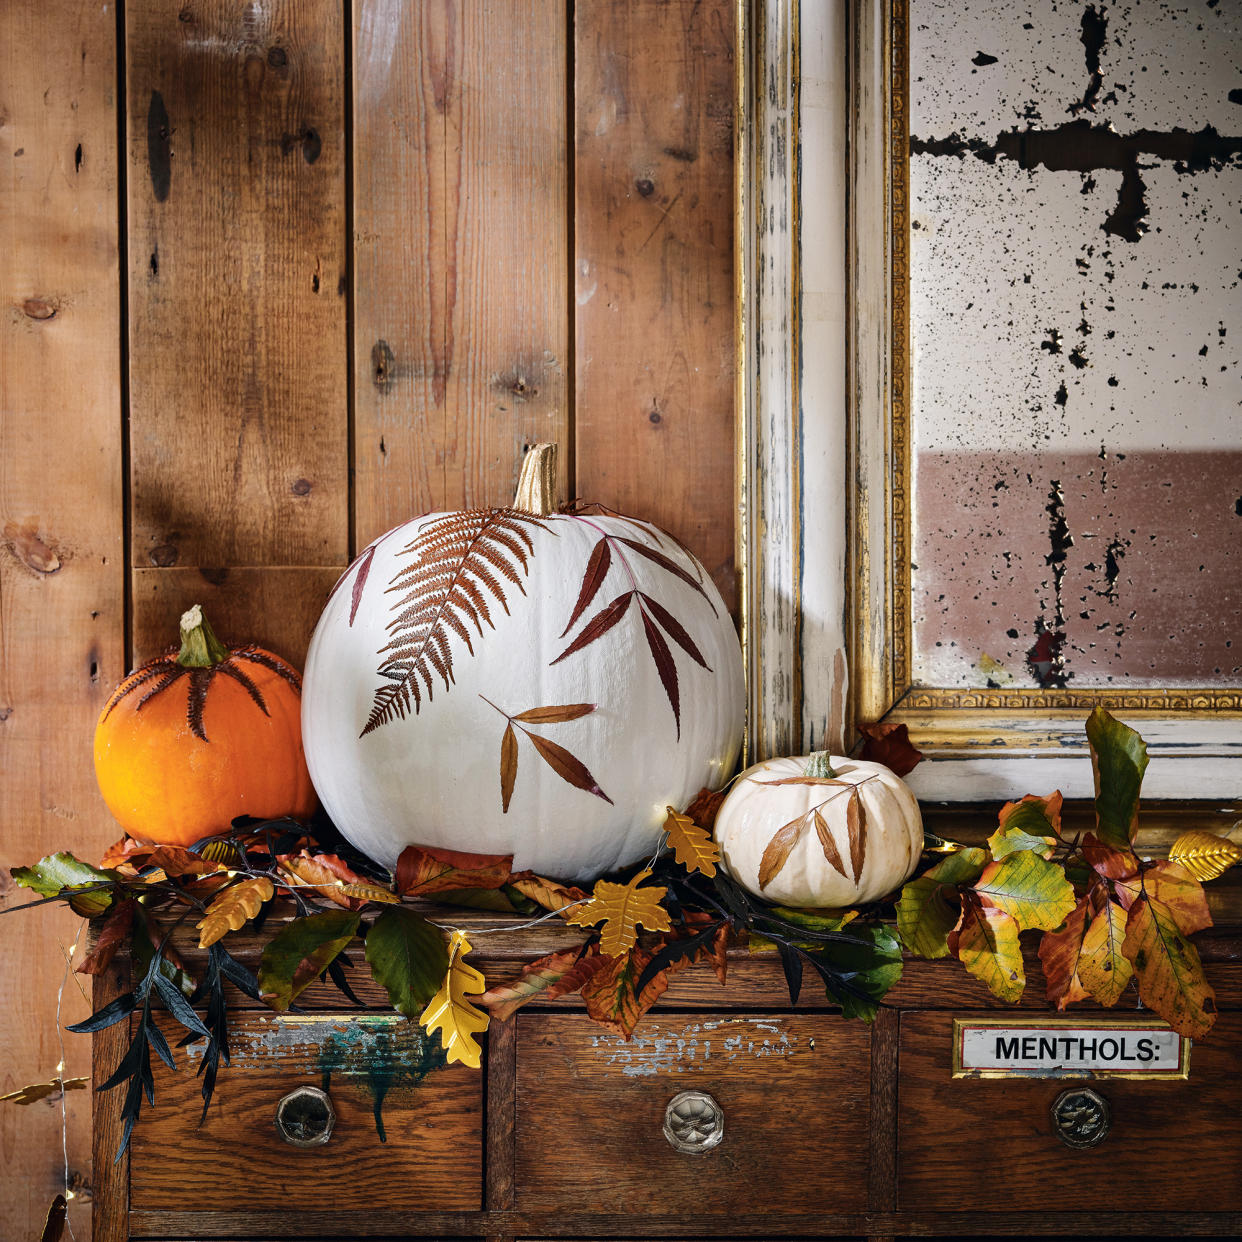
[713,754,923,907]
[302,446,744,882]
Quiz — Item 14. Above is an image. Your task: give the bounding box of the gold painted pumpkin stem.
[512,443,558,516]
[805,751,838,779]
[176,604,230,668]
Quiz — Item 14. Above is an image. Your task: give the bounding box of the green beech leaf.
[1086,706,1148,851]
[896,846,989,958]
[988,793,1062,859]
[972,850,1077,933]
[11,853,116,917]
[816,923,904,1022]
[364,907,450,1018]
[259,910,361,1011]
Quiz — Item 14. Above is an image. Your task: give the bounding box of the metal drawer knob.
[275,1085,335,1147]
[1051,1087,1111,1149]
[663,1090,724,1153]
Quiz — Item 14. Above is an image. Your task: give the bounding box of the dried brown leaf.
[480,947,610,1021]
[858,720,924,777]
[77,898,136,976]
[528,732,613,805]
[395,844,514,896]
[551,591,634,664]
[847,789,867,883]
[758,810,810,889]
[682,786,727,832]
[506,872,590,916]
[500,723,518,812]
[511,703,596,724]
[559,537,612,637]
[812,807,849,879]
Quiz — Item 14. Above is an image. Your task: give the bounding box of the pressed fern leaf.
[363,509,547,735]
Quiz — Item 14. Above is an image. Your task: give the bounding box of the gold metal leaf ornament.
[566,870,672,957]
[1168,830,1242,883]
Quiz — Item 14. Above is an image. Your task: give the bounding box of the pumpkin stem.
[805,751,839,779]
[177,604,230,668]
[512,443,558,516]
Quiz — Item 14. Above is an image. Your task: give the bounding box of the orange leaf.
[1122,893,1216,1038]
[758,810,810,889]
[565,870,671,957]
[1037,897,1091,1010]
[278,851,396,909]
[580,947,672,1039]
[1082,832,1139,881]
[395,844,514,897]
[479,947,610,1020]
[1140,860,1213,935]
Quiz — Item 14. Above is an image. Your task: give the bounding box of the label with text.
[952,1019,1189,1079]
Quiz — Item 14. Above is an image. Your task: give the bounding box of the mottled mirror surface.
[908,0,1240,690]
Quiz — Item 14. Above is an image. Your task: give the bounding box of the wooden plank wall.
[0,1,736,1238]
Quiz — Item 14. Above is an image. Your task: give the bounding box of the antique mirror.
[742,0,1240,799]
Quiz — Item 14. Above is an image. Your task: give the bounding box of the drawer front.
[130,1013,482,1213]
[515,1012,870,1215]
[898,1011,1242,1213]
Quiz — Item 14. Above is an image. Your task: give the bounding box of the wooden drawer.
[897,1012,1242,1213]
[129,1013,481,1214]
[514,1012,870,1215]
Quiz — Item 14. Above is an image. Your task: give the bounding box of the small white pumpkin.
[302,445,744,882]
[713,753,923,907]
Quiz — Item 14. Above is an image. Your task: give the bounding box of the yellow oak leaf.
[195,876,275,948]
[663,806,720,877]
[419,929,490,1068]
[565,870,671,957]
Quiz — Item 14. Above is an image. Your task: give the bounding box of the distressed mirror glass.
[901,0,1240,701]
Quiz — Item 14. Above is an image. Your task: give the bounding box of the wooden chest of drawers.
[93,905,1242,1240]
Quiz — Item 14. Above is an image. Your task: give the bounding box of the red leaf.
[1082,832,1139,880]
[551,591,635,664]
[614,537,717,613]
[560,538,612,637]
[858,721,923,777]
[395,844,515,897]
[77,899,136,976]
[527,733,614,805]
[639,594,709,669]
[641,608,681,738]
[683,787,727,832]
[1037,896,1091,1010]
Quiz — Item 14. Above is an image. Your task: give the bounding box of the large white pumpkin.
[302,447,744,882]
[713,755,923,907]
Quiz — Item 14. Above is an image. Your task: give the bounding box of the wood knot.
[149,543,179,567]
[636,178,655,197]
[267,46,288,68]
[291,478,313,496]
[21,297,58,321]
[4,521,62,574]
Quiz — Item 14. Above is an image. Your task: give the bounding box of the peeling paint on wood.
[587,1016,799,1076]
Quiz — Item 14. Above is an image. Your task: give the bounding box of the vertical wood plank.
[0,3,122,1238]
[126,0,349,571]
[484,1012,517,1212]
[91,959,131,1242]
[353,0,569,544]
[574,0,737,611]
[867,1006,900,1214]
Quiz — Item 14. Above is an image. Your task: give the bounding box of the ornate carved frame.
[740,0,1242,801]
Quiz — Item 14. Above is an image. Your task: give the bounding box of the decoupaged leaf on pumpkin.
[662,807,720,877]
[196,876,275,948]
[1122,893,1216,1038]
[1168,829,1242,883]
[479,946,611,1021]
[566,870,671,957]
[972,850,1077,933]
[363,509,547,734]
[364,906,449,1018]
[419,929,490,1068]
[989,792,1062,859]
[258,910,362,1011]
[950,903,1025,1004]
[895,847,989,959]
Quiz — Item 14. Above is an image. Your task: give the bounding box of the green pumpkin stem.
[176,604,230,668]
[804,751,838,779]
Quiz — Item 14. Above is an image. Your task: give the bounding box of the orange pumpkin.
[93,605,317,845]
